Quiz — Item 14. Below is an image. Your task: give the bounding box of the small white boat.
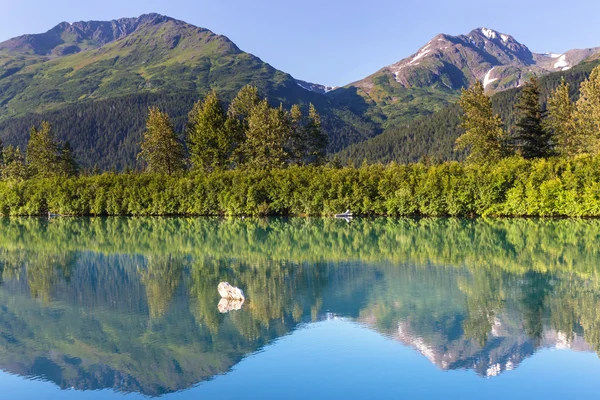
[335,209,353,218]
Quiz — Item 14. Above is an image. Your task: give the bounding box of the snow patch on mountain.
[501,34,509,43]
[296,80,337,94]
[411,45,431,64]
[483,67,498,89]
[481,28,497,40]
[553,54,569,69]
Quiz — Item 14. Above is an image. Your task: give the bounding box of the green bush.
[2,157,600,217]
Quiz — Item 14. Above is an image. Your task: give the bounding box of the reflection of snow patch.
[554,54,569,69]
[483,67,498,89]
[491,317,502,337]
[506,361,514,371]
[555,331,571,350]
[486,363,502,377]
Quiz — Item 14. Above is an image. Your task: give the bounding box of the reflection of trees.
[518,272,552,345]
[188,256,328,341]
[138,254,184,319]
[3,217,600,388]
[26,252,76,303]
[459,270,504,347]
[3,218,600,278]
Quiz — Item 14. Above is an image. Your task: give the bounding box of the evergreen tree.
[227,85,261,166]
[574,65,600,155]
[455,82,506,164]
[288,105,308,165]
[243,100,291,169]
[187,91,231,172]
[138,107,186,175]
[510,77,552,158]
[306,103,328,165]
[26,121,61,179]
[58,142,79,177]
[287,104,327,166]
[545,78,578,157]
[1,145,28,181]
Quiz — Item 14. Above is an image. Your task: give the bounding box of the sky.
[1,0,599,87]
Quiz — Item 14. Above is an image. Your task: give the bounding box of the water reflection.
[0,217,600,395]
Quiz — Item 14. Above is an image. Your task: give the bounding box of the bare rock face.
[217,282,245,301]
[218,298,245,313]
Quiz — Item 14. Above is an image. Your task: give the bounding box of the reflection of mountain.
[355,265,600,378]
[1,218,600,395]
[0,251,328,396]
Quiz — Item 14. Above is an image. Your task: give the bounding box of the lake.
[1,217,599,399]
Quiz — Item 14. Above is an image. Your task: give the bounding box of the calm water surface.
[1,217,599,399]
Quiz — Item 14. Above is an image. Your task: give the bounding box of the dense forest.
[0,89,378,171]
[338,60,600,164]
[1,63,599,217]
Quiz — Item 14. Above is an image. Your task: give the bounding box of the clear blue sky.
[1,0,599,86]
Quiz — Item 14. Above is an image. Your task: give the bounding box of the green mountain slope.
[0,14,378,169]
[337,61,600,164]
[327,28,600,135]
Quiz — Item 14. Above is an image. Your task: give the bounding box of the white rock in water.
[218,282,245,301]
[218,298,245,314]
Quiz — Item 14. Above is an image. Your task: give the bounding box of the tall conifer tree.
[138,107,186,175]
[1,145,27,180]
[187,91,230,172]
[510,77,552,158]
[26,121,61,178]
[574,65,600,155]
[227,86,261,166]
[455,82,506,164]
[306,103,328,165]
[59,142,79,177]
[545,78,577,156]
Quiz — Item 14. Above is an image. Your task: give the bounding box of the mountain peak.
[0,13,179,56]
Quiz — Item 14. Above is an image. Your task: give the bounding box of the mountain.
[337,60,600,164]
[328,27,600,130]
[1,19,599,169]
[0,14,377,169]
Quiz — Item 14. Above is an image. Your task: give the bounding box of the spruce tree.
[138,107,186,175]
[244,100,291,169]
[26,121,61,179]
[574,65,600,155]
[545,78,577,157]
[288,105,307,165]
[1,145,28,180]
[227,85,261,166]
[510,77,552,158]
[187,91,230,172]
[306,103,328,165]
[455,82,506,164]
[59,142,79,177]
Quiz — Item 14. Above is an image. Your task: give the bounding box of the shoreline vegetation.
[1,67,600,218]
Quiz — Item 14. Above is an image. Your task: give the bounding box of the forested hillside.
[338,61,600,164]
[0,14,378,170]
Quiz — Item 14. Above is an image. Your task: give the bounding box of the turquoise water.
[1,217,600,399]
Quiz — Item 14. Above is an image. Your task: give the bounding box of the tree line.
[457,65,600,163]
[337,60,600,165]
[139,86,328,174]
[0,85,328,180]
[0,121,78,180]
